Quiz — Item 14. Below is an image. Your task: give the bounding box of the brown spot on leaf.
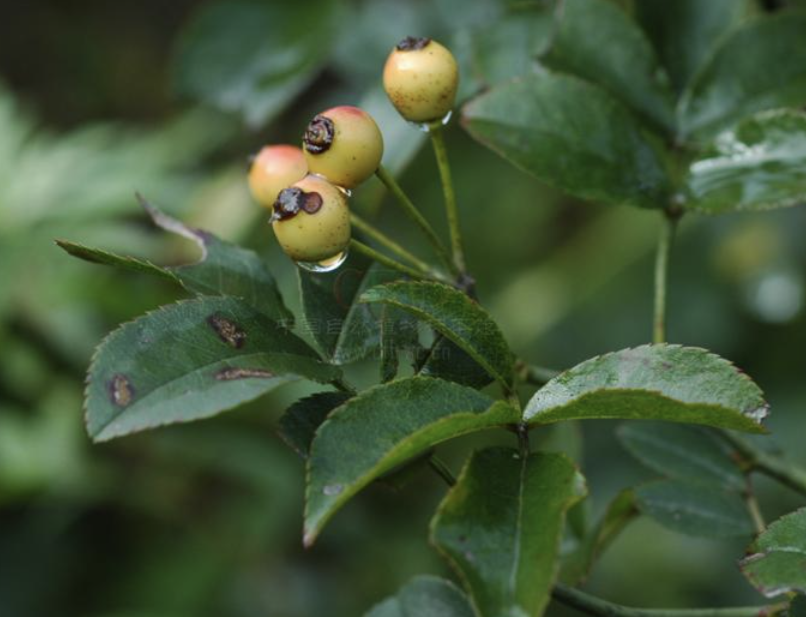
[108,374,134,407]
[215,367,275,381]
[207,314,247,348]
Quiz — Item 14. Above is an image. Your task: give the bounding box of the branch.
[552,584,785,617]
[723,432,806,498]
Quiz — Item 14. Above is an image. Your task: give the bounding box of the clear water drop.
[411,110,453,133]
[295,249,348,273]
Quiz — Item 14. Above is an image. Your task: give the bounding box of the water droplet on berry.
[295,249,348,273]
[412,110,453,132]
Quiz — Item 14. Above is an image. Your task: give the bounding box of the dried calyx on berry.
[383,36,459,124]
[272,187,323,221]
[302,106,384,189]
[271,175,351,263]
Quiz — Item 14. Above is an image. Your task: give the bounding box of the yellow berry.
[271,175,351,263]
[302,106,384,189]
[383,37,459,123]
[248,145,308,209]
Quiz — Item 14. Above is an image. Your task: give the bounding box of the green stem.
[552,584,784,617]
[745,485,766,534]
[429,126,466,274]
[724,433,806,498]
[350,239,444,283]
[428,455,457,487]
[516,361,561,386]
[375,165,456,274]
[350,212,436,274]
[517,423,531,459]
[653,213,678,344]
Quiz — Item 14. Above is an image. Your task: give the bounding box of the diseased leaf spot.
[207,313,247,348]
[108,374,134,407]
[215,367,275,381]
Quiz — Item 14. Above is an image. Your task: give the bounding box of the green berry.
[383,37,459,123]
[248,145,308,209]
[271,174,351,263]
[302,106,384,189]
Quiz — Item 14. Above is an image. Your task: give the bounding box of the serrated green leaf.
[379,306,420,383]
[55,239,179,282]
[277,391,352,459]
[305,377,519,545]
[361,281,514,389]
[172,0,338,127]
[635,479,755,538]
[298,255,399,364]
[524,344,768,433]
[685,110,806,214]
[462,73,670,209]
[561,489,637,585]
[57,198,292,322]
[741,508,806,597]
[431,448,586,617]
[365,576,476,617]
[618,422,745,491]
[541,0,675,134]
[467,8,554,89]
[790,595,806,617]
[678,13,806,140]
[634,0,754,94]
[419,336,494,390]
[86,297,339,442]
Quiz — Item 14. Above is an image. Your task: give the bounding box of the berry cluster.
[247,37,459,268]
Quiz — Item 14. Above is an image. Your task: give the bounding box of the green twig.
[428,455,457,487]
[745,486,766,535]
[429,127,466,274]
[653,213,678,344]
[552,584,785,617]
[723,432,806,498]
[516,360,561,386]
[375,165,456,274]
[350,239,444,282]
[350,212,436,274]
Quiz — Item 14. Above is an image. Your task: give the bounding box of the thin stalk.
[653,213,678,344]
[350,239,443,282]
[746,489,766,534]
[350,212,435,274]
[428,455,457,487]
[516,361,561,386]
[375,165,456,274]
[429,127,466,273]
[517,423,531,459]
[723,432,806,498]
[552,584,784,617]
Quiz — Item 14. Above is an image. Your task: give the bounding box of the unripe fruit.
[383,37,459,123]
[248,145,308,209]
[302,106,384,189]
[271,175,351,263]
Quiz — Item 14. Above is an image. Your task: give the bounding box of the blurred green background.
[1,1,805,616]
